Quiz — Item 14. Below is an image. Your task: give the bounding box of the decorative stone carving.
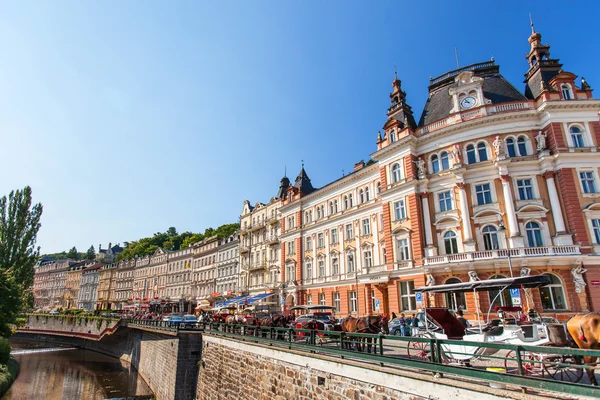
[414,157,426,177]
[520,267,531,277]
[426,273,436,286]
[468,270,480,282]
[492,135,505,159]
[451,144,462,165]
[535,130,547,152]
[571,265,587,294]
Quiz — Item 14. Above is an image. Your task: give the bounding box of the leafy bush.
[0,338,10,365]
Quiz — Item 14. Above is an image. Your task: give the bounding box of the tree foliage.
[117,223,239,261]
[85,245,96,260]
[0,186,43,337]
[66,246,79,260]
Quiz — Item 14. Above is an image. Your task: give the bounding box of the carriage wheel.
[504,351,542,376]
[406,340,431,362]
[544,355,584,383]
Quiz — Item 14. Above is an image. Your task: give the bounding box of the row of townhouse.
[33,233,240,312]
[239,28,600,320]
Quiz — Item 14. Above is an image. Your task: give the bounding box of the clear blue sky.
[1,1,598,253]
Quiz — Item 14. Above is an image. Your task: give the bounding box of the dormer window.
[561,84,572,100]
[389,129,397,143]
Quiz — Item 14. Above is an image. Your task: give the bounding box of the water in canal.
[2,339,154,400]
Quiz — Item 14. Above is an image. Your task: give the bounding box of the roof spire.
[284,165,287,177]
[393,63,397,80]
[301,159,304,169]
[529,13,535,35]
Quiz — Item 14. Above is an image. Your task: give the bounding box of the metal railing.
[201,322,599,398]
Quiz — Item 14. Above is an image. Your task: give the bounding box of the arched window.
[334,199,338,213]
[365,187,370,201]
[477,142,488,161]
[316,206,321,219]
[377,181,382,194]
[444,231,459,254]
[440,151,450,170]
[561,84,572,100]
[570,126,585,148]
[506,138,516,157]
[359,189,365,204]
[349,194,353,207]
[344,195,348,210]
[329,201,334,215]
[305,211,309,223]
[517,136,528,156]
[488,275,512,309]
[466,144,477,164]
[539,274,567,310]
[431,154,440,173]
[525,221,544,247]
[444,278,467,311]
[392,163,402,183]
[389,129,396,143]
[482,225,499,250]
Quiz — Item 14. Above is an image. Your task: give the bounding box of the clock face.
[460,96,477,109]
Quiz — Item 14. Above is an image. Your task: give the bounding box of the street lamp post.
[498,223,514,278]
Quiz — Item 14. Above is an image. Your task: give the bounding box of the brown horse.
[224,314,244,333]
[341,315,389,352]
[566,313,600,385]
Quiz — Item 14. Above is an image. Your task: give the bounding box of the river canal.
[2,339,154,400]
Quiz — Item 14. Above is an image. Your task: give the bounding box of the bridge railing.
[124,318,206,333]
[202,322,600,398]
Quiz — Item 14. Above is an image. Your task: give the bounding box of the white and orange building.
[275,27,600,321]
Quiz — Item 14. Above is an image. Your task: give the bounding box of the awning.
[245,292,276,305]
[215,295,247,307]
[415,275,551,294]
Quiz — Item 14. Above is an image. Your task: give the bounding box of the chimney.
[353,160,365,172]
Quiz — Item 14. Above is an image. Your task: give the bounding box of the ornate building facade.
[276,28,600,320]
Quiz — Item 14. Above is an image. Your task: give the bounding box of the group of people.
[390,312,420,336]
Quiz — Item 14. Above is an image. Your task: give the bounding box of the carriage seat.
[481,319,501,332]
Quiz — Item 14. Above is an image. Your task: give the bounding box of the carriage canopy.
[415,275,551,294]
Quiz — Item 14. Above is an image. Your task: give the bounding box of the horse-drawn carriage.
[411,275,590,382]
[290,305,337,342]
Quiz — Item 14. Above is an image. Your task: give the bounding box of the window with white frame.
[396,238,410,260]
[347,253,355,273]
[287,241,295,254]
[377,182,382,194]
[345,224,353,240]
[561,84,572,100]
[482,225,499,250]
[305,237,312,250]
[349,194,353,207]
[392,163,402,183]
[363,249,372,268]
[329,201,334,215]
[525,221,544,247]
[540,273,567,310]
[389,129,396,142]
[431,154,440,173]
[331,228,338,244]
[359,189,365,204]
[517,179,534,200]
[333,292,340,312]
[475,183,493,205]
[371,290,377,311]
[466,142,488,164]
[506,136,529,157]
[317,206,322,219]
[307,294,313,305]
[343,195,349,210]
[319,293,326,305]
[400,280,416,311]
[362,219,371,235]
[318,259,324,277]
[570,126,585,148]
[444,231,459,254]
[580,171,598,194]
[334,199,338,213]
[394,199,406,220]
[593,219,600,244]
[318,233,324,248]
[365,187,370,201]
[332,257,339,275]
[438,191,453,212]
[349,291,357,312]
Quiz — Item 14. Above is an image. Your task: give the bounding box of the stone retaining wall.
[21,315,119,339]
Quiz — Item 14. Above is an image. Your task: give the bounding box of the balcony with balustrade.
[266,234,279,245]
[423,245,580,266]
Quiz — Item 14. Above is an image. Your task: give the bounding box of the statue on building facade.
[414,157,426,177]
[535,130,547,152]
[571,265,587,293]
[520,267,531,277]
[492,135,505,158]
[451,144,462,165]
[426,273,435,286]
[468,270,480,282]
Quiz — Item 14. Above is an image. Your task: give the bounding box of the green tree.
[66,246,78,260]
[85,245,96,260]
[0,186,43,336]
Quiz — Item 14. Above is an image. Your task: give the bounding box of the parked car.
[182,315,198,328]
[168,316,183,327]
[162,315,171,323]
[388,317,411,336]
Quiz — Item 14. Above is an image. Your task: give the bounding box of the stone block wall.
[197,335,510,400]
[21,315,119,338]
